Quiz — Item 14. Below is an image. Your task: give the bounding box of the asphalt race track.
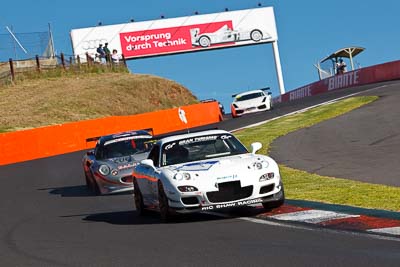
[1,81,400,266]
[270,82,400,186]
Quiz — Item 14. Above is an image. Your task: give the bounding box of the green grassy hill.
[0,72,197,132]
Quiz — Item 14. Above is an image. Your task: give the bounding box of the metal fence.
[0,53,128,85]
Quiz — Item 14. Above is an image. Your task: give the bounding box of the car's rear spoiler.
[85,128,154,143]
[232,87,270,98]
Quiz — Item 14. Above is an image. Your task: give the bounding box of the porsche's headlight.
[111,169,118,176]
[99,165,110,176]
[178,186,198,192]
[174,172,191,181]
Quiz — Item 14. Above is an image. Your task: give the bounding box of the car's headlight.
[232,103,238,108]
[99,165,110,176]
[178,186,198,192]
[111,169,118,176]
[174,172,191,181]
[259,172,274,182]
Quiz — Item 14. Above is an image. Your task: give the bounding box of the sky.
[0,0,399,110]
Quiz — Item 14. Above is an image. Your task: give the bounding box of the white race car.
[132,129,284,222]
[231,89,273,118]
[191,25,272,48]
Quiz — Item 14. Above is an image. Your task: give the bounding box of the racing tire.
[262,185,285,211]
[92,179,101,195]
[133,178,146,216]
[250,30,263,42]
[158,182,172,223]
[87,173,101,195]
[198,36,211,47]
[85,172,91,188]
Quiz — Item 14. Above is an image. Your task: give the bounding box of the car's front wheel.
[198,36,211,47]
[133,178,146,215]
[158,182,172,222]
[250,30,262,42]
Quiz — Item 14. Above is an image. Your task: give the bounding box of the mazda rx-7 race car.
[132,129,284,221]
[82,129,154,195]
[231,89,273,118]
[191,25,272,48]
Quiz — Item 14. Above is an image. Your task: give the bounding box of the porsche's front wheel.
[198,36,211,47]
[158,182,171,222]
[133,178,146,215]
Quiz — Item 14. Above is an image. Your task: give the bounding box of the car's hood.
[233,97,265,109]
[102,153,149,170]
[165,154,272,182]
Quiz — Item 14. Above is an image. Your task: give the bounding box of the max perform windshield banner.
[70,7,278,60]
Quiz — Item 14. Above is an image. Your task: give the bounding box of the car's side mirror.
[141,159,155,168]
[86,150,94,156]
[250,142,262,154]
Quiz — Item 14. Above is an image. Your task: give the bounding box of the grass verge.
[235,96,400,211]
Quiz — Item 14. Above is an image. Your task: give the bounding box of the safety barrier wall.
[274,59,400,103]
[0,101,222,166]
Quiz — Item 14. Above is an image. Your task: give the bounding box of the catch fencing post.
[35,55,41,73]
[9,58,15,82]
[86,52,92,67]
[60,53,66,70]
[121,54,128,69]
[76,55,81,69]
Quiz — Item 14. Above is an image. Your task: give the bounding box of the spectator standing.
[96,44,106,64]
[336,58,347,75]
[111,49,121,64]
[104,43,111,62]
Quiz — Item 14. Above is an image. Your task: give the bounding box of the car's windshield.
[236,92,264,101]
[100,137,153,159]
[161,134,248,166]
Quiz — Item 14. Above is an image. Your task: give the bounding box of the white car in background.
[191,25,272,48]
[231,88,273,118]
[132,129,284,222]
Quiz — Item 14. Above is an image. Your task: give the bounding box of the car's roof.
[158,129,231,145]
[99,130,152,145]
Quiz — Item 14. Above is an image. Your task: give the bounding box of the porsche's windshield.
[236,92,264,101]
[161,134,248,166]
[98,137,153,159]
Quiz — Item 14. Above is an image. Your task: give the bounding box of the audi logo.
[81,39,108,50]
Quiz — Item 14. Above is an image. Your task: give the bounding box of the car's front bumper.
[167,182,284,213]
[232,104,270,117]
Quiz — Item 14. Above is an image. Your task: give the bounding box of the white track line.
[269,210,359,224]
[367,227,400,235]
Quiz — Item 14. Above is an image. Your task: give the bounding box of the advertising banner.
[70,7,277,60]
[273,60,400,104]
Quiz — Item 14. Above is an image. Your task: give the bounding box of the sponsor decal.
[120,21,233,58]
[201,198,263,211]
[117,162,138,170]
[216,174,238,180]
[328,70,360,91]
[178,135,218,145]
[104,135,151,146]
[289,85,312,101]
[178,107,188,124]
[171,160,219,172]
